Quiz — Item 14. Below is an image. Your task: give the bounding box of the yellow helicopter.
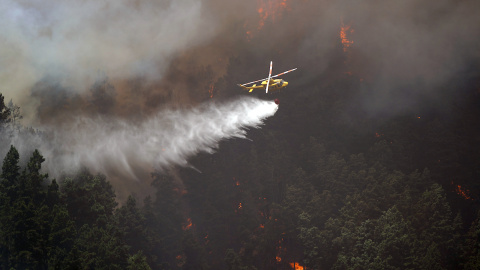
[237,61,297,93]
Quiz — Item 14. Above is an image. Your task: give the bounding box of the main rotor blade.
[271,68,297,79]
[240,77,269,86]
[266,61,272,93]
[239,65,296,86]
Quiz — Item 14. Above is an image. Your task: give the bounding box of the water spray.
[4,96,278,180]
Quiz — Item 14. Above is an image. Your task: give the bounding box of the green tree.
[47,204,76,269]
[182,232,208,270]
[116,195,149,256]
[62,169,117,227]
[462,210,480,269]
[7,99,22,131]
[127,251,152,270]
[334,206,414,270]
[1,145,20,191]
[23,149,48,203]
[0,93,10,127]
[150,172,185,268]
[73,223,129,269]
[410,183,461,268]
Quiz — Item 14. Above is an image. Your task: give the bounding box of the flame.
[340,19,354,53]
[276,237,304,269]
[238,202,243,209]
[289,262,305,270]
[176,255,185,267]
[259,224,265,229]
[183,218,193,230]
[208,83,214,98]
[453,182,473,200]
[257,0,289,29]
[245,0,291,40]
[173,187,188,195]
[246,30,253,41]
[204,234,210,245]
[276,240,286,265]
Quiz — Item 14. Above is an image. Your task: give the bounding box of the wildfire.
[340,19,354,53]
[275,238,305,269]
[246,29,254,41]
[453,182,473,200]
[173,187,188,195]
[204,234,210,245]
[208,83,214,98]
[289,262,305,270]
[245,0,291,40]
[257,0,289,29]
[176,254,186,267]
[183,218,193,230]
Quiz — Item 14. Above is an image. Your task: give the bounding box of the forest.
[0,44,479,269]
[2,0,480,269]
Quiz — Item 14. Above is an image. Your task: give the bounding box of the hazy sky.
[1,0,479,119]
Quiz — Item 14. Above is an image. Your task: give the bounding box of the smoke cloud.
[0,0,217,115]
[2,0,479,118]
[1,0,479,196]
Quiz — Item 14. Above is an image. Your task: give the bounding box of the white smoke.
[0,0,217,112]
[7,96,278,179]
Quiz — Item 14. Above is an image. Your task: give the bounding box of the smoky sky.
[1,0,478,118]
[1,0,479,115]
[1,0,479,194]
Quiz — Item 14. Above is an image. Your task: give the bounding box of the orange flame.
[276,256,282,262]
[173,187,188,195]
[289,262,304,270]
[238,202,243,209]
[340,20,354,53]
[454,183,473,200]
[208,83,214,98]
[204,234,210,245]
[245,0,291,40]
[183,218,193,230]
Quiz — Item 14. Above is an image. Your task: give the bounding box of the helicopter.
[237,61,297,94]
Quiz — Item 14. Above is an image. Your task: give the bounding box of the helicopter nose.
[284,81,288,87]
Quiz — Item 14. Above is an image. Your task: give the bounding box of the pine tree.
[0,93,10,127]
[1,145,20,193]
[116,195,149,257]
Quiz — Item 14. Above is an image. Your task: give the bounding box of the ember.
[183,218,193,230]
[208,83,214,98]
[454,183,473,200]
[340,20,354,53]
[245,0,291,39]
